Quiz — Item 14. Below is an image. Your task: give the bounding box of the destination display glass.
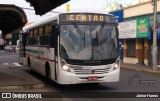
[59,13,116,23]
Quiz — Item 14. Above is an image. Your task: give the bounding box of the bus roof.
[23,12,115,31]
[23,13,60,31]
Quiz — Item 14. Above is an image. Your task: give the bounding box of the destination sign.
[59,13,116,23]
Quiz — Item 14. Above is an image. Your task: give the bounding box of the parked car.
[4,45,16,52]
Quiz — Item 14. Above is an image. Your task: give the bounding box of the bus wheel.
[46,63,51,81]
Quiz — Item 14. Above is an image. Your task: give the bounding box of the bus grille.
[70,65,111,74]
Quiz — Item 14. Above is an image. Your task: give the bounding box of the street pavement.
[0,51,160,89]
[0,50,44,90]
[0,50,160,101]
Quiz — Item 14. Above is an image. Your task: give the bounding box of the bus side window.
[45,24,52,34]
[60,44,69,59]
[39,24,51,46]
[34,28,38,45]
[29,29,33,37]
[44,24,51,46]
[39,25,45,46]
[28,29,33,45]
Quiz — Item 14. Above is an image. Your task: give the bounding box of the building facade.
[111,0,160,66]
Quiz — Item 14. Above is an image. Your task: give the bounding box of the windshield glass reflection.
[60,24,119,60]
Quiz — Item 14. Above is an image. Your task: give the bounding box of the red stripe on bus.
[26,54,58,63]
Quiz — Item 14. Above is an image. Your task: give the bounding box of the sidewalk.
[121,62,160,74]
[0,66,44,90]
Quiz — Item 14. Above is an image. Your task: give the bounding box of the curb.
[121,66,160,75]
[0,83,44,90]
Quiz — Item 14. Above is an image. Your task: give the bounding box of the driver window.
[60,44,69,59]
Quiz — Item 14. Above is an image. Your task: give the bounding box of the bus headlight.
[60,59,70,72]
[62,65,69,71]
[114,63,119,69]
[113,60,120,70]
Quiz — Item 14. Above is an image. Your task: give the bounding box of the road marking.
[2,62,21,66]
[13,63,22,66]
[3,63,9,65]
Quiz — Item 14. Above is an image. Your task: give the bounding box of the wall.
[124,0,160,18]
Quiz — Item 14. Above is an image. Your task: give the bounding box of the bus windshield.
[60,24,119,61]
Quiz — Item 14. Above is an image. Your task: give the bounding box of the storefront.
[110,0,160,65]
[119,13,160,66]
[118,18,149,65]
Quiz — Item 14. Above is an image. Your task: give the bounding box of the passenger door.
[19,31,27,65]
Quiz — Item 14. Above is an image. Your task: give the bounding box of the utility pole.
[152,0,157,71]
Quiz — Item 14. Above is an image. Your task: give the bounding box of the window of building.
[127,39,136,57]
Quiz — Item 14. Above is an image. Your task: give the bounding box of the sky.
[0,0,144,22]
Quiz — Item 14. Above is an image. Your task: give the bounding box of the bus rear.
[58,13,120,84]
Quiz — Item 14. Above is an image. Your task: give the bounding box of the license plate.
[87,76,98,81]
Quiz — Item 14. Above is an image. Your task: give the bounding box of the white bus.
[19,13,120,84]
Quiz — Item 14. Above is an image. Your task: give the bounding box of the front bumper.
[58,68,120,84]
